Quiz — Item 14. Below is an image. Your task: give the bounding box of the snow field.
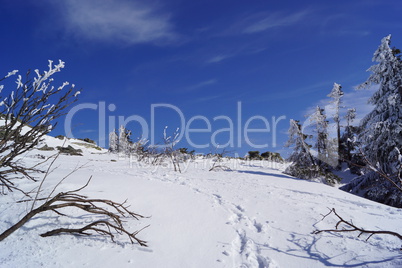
[1,137,402,267]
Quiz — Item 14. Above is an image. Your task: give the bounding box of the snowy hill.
[1,136,402,267]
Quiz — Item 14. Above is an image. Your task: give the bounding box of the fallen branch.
[41,220,149,246]
[313,208,402,243]
[209,165,232,172]
[0,178,148,246]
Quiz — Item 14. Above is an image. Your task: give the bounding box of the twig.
[0,178,148,246]
[313,208,402,242]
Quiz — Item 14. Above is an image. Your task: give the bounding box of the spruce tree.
[327,83,344,167]
[118,125,131,154]
[340,108,357,164]
[341,35,402,207]
[357,34,402,173]
[309,106,334,167]
[108,130,118,153]
[284,119,318,179]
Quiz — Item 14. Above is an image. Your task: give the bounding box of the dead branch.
[313,208,402,243]
[0,179,148,246]
[208,148,232,172]
[209,165,232,172]
[40,220,149,247]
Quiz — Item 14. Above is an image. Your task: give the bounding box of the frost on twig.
[0,60,79,195]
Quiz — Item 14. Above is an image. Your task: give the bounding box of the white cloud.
[185,79,217,91]
[54,0,177,45]
[342,86,376,123]
[195,95,222,103]
[242,10,310,34]
[303,85,376,129]
[206,54,232,64]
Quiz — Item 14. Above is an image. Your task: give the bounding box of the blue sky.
[1,0,402,156]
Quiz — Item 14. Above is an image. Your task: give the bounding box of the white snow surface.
[1,135,402,267]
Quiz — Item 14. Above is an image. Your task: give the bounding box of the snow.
[1,136,402,267]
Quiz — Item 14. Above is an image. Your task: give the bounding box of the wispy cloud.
[242,10,311,34]
[206,54,233,64]
[303,85,376,127]
[185,79,217,91]
[79,129,98,134]
[52,0,177,45]
[194,95,221,103]
[319,12,371,37]
[342,86,376,123]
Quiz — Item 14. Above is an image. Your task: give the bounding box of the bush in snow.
[0,60,148,246]
[0,60,79,194]
[248,151,261,160]
[261,151,284,163]
[56,145,83,156]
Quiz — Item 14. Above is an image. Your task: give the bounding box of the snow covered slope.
[1,137,402,267]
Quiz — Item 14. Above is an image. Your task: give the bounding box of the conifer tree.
[340,108,357,164]
[341,35,402,207]
[357,34,402,174]
[284,119,317,179]
[118,125,131,154]
[327,83,344,167]
[309,106,334,167]
[108,129,118,153]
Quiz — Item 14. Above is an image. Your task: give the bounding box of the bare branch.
[0,179,148,246]
[0,61,80,194]
[313,208,402,243]
[40,221,149,247]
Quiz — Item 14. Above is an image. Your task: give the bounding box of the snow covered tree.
[327,83,344,167]
[284,119,318,179]
[356,37,400,168]
[340,108,358,165]
[108,129,118,153]
[309,106,336,167]
[345,108,356,129]
[341,35,402,207]
[118,125,131,154]
[357,35,402,173]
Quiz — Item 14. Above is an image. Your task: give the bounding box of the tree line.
[285,35,402,207]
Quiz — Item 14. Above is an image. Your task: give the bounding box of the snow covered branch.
[0,60,79,194]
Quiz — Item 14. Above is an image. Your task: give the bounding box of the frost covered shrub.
[55,135,65,140]
[79,138,96,144]
[0,60,79,193]
[38,145,55,151]
[261,151,284,163]
[57,145,83,156]
[248,151,261,160]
